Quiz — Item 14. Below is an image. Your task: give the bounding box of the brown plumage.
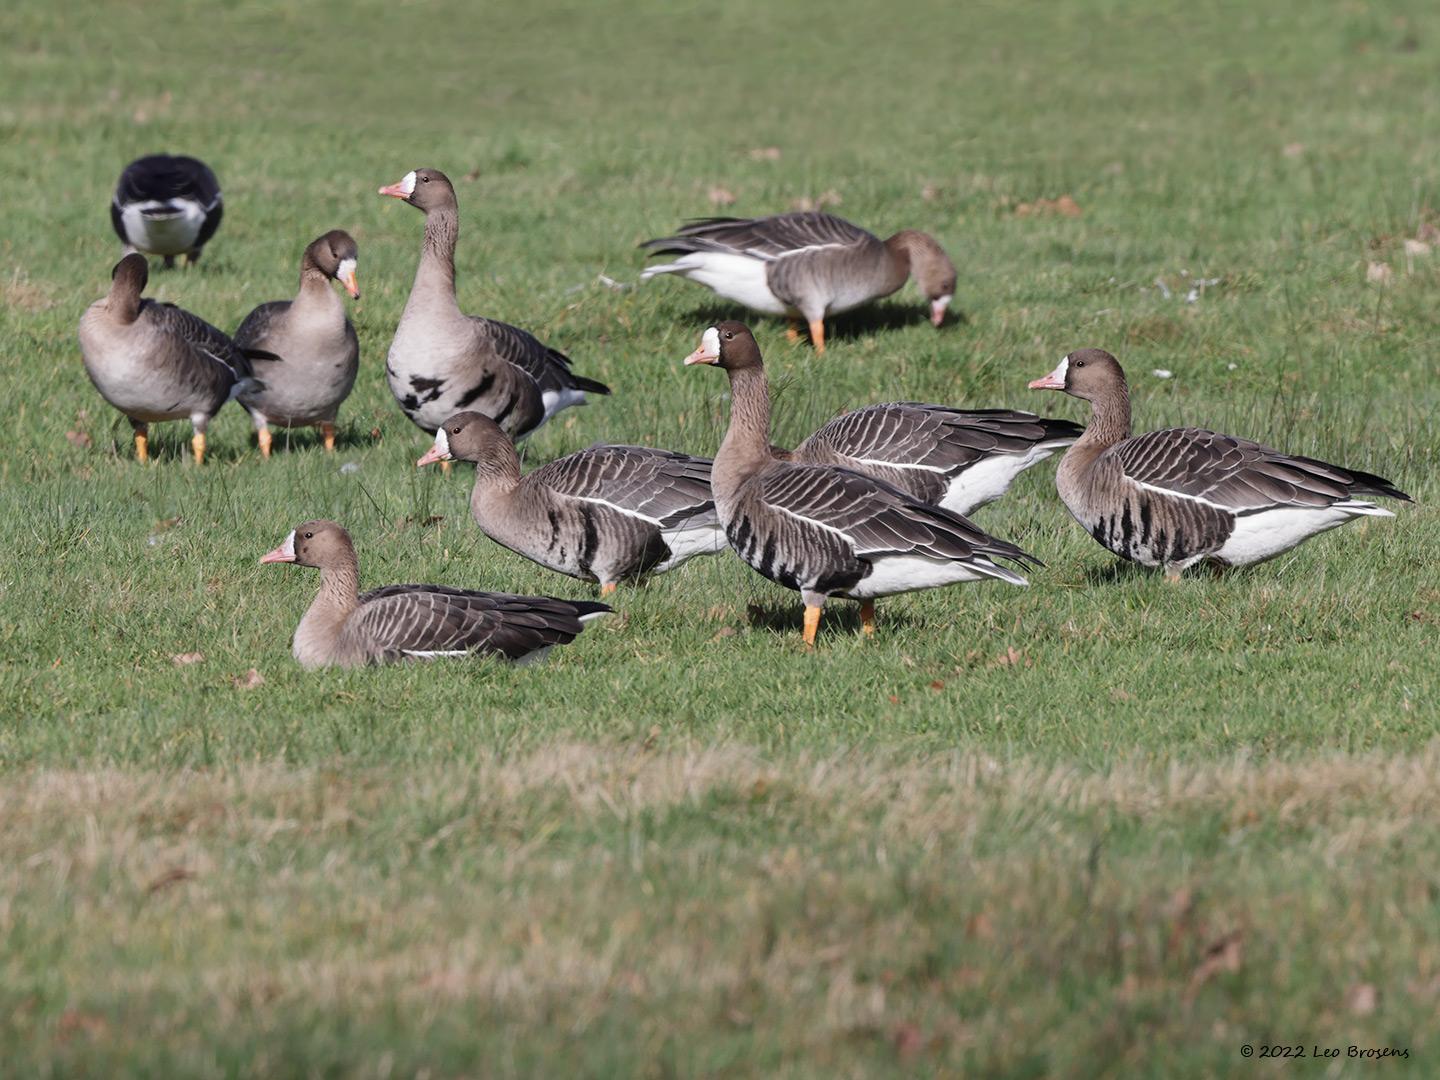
[260,520,610,669]
[1029,348,1412,576]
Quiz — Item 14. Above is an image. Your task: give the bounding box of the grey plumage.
[261,520,610,670]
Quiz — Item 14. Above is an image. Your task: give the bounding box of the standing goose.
[234,230,361,456]
[417,411,723,594]
[378,168,609,440]
[1028,349,1412,578]
[685,322,1037,646]
[110,154,223,268]
[260,520,611,669]
[78,253,256,464]
[776,404,1082,515]
[641,212,957,353]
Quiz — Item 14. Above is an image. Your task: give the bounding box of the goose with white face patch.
[110,154,223,268]
[234,230,361,456]
[641,212,957,353]
[78,253,257,464]
[418,411,724,594]
[684,322,1037,647]
[774,403,1082,516]
[377,167,609,440]
[1028,348,1412,578]
[260,519,610,669]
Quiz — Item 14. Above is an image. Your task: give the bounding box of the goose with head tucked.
[78,253,256,464]
[110,154,223,268]
[685,322,1037,646]
[641,212,957,353]
[378,168,609,441]
[260,520,611,669]
[775,403,1081,516]
[418,412,723,594]
[235,230,361,456]
[1028,348,1412,578]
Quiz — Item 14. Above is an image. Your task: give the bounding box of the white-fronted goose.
[1029,349,1412,578]
[77,254,256,464]
[260,520,611,669]
[685,322,1037,646]
[775,404,1082,515]
[378,168,609,439]
[641,212,957,353]
[234,230,361,456]
[110,154,223,268]
[417,411,723,594]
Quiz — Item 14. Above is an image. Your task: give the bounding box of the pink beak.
[930,299,949,327]
[416,445,448,468]
[377,181,411,199]
[340,269,360,298]
[259,546,294,565]
[683,346,719,366]
[1028,373,1066,390]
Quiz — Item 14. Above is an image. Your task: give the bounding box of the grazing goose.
[1028,349,1412,578]
[260,520,611,669]
[378,167,609,440]
[641,212,957,353]
[776,404,1082,515]
[110,154,223,268]
[417,411,723,594]
[234,230,361,456]
[77,254,256,464]
[685,322,1037,646]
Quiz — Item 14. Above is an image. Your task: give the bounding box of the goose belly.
[654,254,792,316]
[79,329,206,421]
[723,514,864,596]
[653,523,727,572]
[119,201,207,256]
[1214,503,1390,566]
[1071,492,1232,568]
[387,328,531,435]
[241,330,355,425]
[843,555,990,599]
[941,444,1064,516]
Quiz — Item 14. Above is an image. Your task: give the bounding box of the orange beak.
[340,269,360,298]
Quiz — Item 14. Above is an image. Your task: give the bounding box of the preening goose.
[110,154,223,268]
[260,520,611,669]
[234,230,361,456]
[776,404,1081,515]
[418,411,723,594]
[685,322,1037,646]
[378,168,609,440]
[641,212,956,353]
[78,254,256,464]
[1029,349,1412,578]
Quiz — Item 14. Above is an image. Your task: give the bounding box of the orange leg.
[785,320,804,342]
[256,428,273,458]
[132,423,149,464]
[599,582,618,597]
[808,319,826,354]
[1164,568,1184,583]
[191,432,207,465]
[859,600,876,637]
[802,604,822,648]
[320,422,336,452]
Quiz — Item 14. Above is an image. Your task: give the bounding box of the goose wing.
[1113,428,1412,512]
[146,301,252,381]
[474,318,610,397]
[757,464,1038,575]
[641,212,875,261]
[799,403,1082,475]
[233,301,291,359]
[354,585,609,662]
[532,446,717,527]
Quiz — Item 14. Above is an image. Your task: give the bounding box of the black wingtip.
[571,375,612,396]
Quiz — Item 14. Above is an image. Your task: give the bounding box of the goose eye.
[420,175,430,183]
[303,531,313,539]
[451,426,461,434]
[724,331,734,340]
[1074,360,1085,368]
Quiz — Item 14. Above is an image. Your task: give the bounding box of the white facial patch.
[279,530,296,559]
[335,257,356,282]
[434,427,451,458]
[934,294,953,308]
[398,171,417,196]
[1050,356,1069,383]
[701,326,721,357]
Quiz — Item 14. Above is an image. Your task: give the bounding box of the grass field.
[2,0,1439,1074]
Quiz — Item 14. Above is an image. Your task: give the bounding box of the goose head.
[260,520,354,569]
[307,230,360,298]
[683,321,763,371]
[377,167,457,213]
[1028,348,1127,402]
[416,411,514,468]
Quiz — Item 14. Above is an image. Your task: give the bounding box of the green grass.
[2,0,1439,1073]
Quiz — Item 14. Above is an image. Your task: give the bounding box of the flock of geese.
[81,155,1413,667]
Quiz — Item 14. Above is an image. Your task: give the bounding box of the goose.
[641,212,957,353]
[77,253,256,464]
[1028,349,1412,578]
[377,167,609,441]
[234,230,361,456]
[684,322,1037,646]
[110,154,223,268]
[775,404,1082,515]
[260,520,611,669]
[417,411,723,594]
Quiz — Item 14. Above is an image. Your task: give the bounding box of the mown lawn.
[1,0,1437,1074]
